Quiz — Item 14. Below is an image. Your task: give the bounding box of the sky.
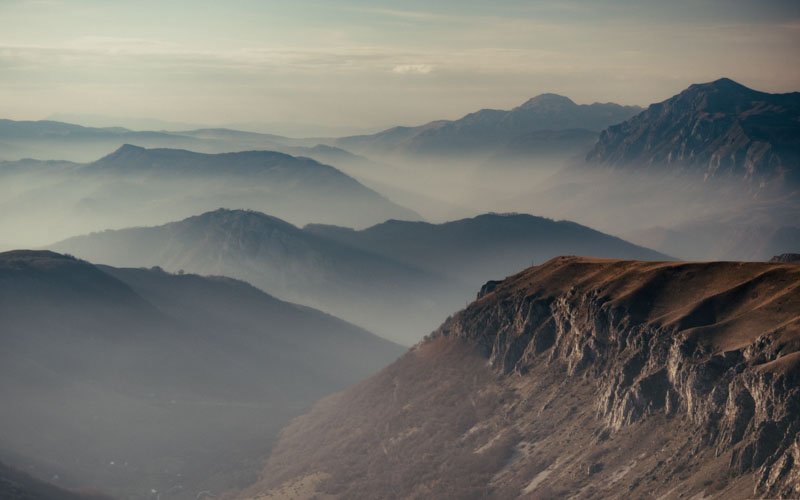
[1,0,799,135]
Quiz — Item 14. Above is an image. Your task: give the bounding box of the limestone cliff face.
[240,257,800,500]
[437,257,800,497]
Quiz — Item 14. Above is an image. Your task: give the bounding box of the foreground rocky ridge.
[242,257,800,499]
[447,257,800,497]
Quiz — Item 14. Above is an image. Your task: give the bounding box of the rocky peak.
[517,93,577,110]
[434,256,800,497]
[586,78,800,189]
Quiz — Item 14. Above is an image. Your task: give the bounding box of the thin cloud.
[392,64,434,75]
[345,7,439,20]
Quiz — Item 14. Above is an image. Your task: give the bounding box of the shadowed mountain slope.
[587,78,800,190]
[51,209,454,345]
[240,257,800,499]
[0,250,403,499]
[53,210,669,345]
[305,213,671,285]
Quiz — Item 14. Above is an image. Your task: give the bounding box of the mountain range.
[305,213,669,286]
[587,78,800,190]
[52,209,669,345]
[0,250,402,499]
[240,256,800,499]
[0,119,313,162]
[2,76,799,499]
[335,94,640,161]
[0,144,417,248]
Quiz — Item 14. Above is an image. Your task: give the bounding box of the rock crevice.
[434,258,800,497]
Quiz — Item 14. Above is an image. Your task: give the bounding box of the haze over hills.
[9,80,796,263]
[240,256,800,499]
[305,213,670,285]
[53,209,671,345]
[51,209,455,345]
[0,250,403,499]
[0,119,217,162]
[451,79,800,261]
[578,78,800,261]
[4,0,799,498]
[484,128,599,168]
[0,144,417,248]
[0,117,386,168]
[624,211,800,262]
[0,461,112,500]
[587,78,800,191]
[335,93,641,161]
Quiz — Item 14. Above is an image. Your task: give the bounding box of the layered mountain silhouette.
[305,213,669,286]
[0,145,417,247]
[0,120,318,162]
[0,250,402,499]
[587,78,800,190]
[50,209,459,345]
[241,256,800,499]
[86,145,418,227]
[0,119,209,162]
[336,94,640,160]
[53,209,669,345]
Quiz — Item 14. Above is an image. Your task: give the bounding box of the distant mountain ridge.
[305,212,670,285]
[88,144,377,194]
[51,209,457,345]
[586,78,800,189]
[53,209,670,345]
[336,94,641,159]
[0,144,418,247]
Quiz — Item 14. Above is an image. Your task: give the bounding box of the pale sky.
[1,0,799,133]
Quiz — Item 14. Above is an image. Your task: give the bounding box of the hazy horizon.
[2,2,800,499]
[2,0,799,136]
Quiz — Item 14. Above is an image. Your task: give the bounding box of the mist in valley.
[1,1,799,499]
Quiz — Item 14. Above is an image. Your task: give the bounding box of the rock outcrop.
[241,257,800,499]
[440,257,800,497]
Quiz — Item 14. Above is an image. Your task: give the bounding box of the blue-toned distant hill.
[53,209,670,345]
[336,94,640,160]
[0,144,418,247]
